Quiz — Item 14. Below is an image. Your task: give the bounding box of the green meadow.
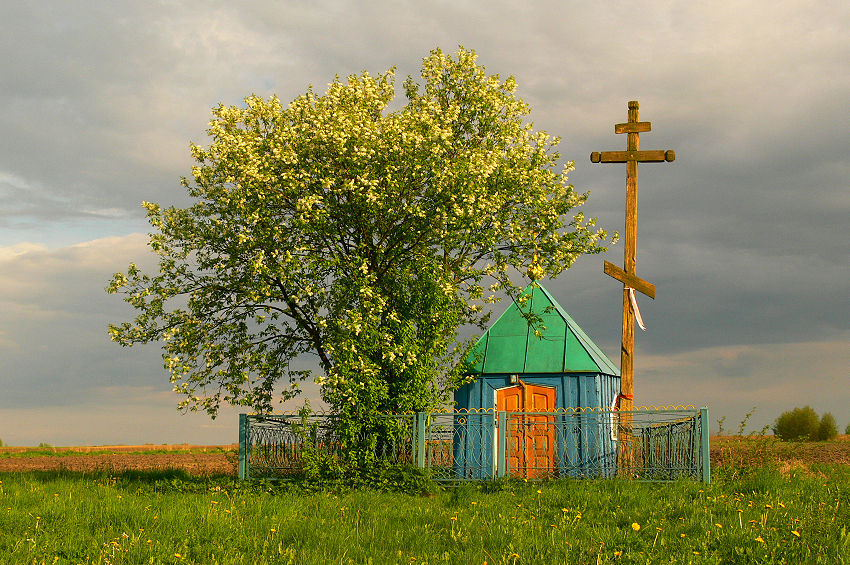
[1,463,848,564]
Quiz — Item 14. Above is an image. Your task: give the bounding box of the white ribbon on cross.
[627,287,647,331]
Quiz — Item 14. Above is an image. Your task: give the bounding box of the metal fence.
[239,407,710,483]
[237,413,415,479]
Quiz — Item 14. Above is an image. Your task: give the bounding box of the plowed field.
[0,445,236,475]
[1,437,848,477]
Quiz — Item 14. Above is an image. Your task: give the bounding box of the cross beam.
[591,100,674,413]
[604,260,655,299]
[592,150,675,163]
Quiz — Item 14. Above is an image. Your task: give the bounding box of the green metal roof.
[465,284,619,376]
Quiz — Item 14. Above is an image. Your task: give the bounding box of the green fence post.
[410,414,419,467]
[700,407,711,484]
[497,411,507,478]
[417,412,427,469]
[689,412,700,479]
[238,414,248,480]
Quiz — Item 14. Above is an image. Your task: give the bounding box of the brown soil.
[0,444,236,454]
[0,445,237,476]
[1,437,848,477]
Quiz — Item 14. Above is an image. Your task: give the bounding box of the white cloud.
[637,336,850,433]
[0,242,47,262]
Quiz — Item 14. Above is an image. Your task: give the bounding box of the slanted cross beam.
[591,100,675,413]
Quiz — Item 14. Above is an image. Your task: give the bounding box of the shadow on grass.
[0,464,438,496]
[0,467,243,493]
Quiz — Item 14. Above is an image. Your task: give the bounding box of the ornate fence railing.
[237,413,416,479]
[238,407,710,483]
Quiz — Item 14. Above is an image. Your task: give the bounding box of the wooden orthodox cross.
[590,101,675,414]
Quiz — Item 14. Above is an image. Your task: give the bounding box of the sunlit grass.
[1,465,848,564]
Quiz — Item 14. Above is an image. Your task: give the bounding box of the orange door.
[497,385,524,473]
[497,382,555,478]
[524,384,556,478]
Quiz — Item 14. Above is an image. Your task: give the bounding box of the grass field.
[1,439,848,564]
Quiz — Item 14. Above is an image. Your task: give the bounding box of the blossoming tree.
[107,47,610,442]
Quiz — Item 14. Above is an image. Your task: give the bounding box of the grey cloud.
[0,1,847,443]
[0,235,164,408]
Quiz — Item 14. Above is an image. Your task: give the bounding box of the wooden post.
[591,100,675,474]
[622,100,639,413]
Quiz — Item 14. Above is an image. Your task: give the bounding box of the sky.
[1,1,847,446]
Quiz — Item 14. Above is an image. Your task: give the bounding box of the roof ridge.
[464,283,619,376]
[534,285,620,376]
